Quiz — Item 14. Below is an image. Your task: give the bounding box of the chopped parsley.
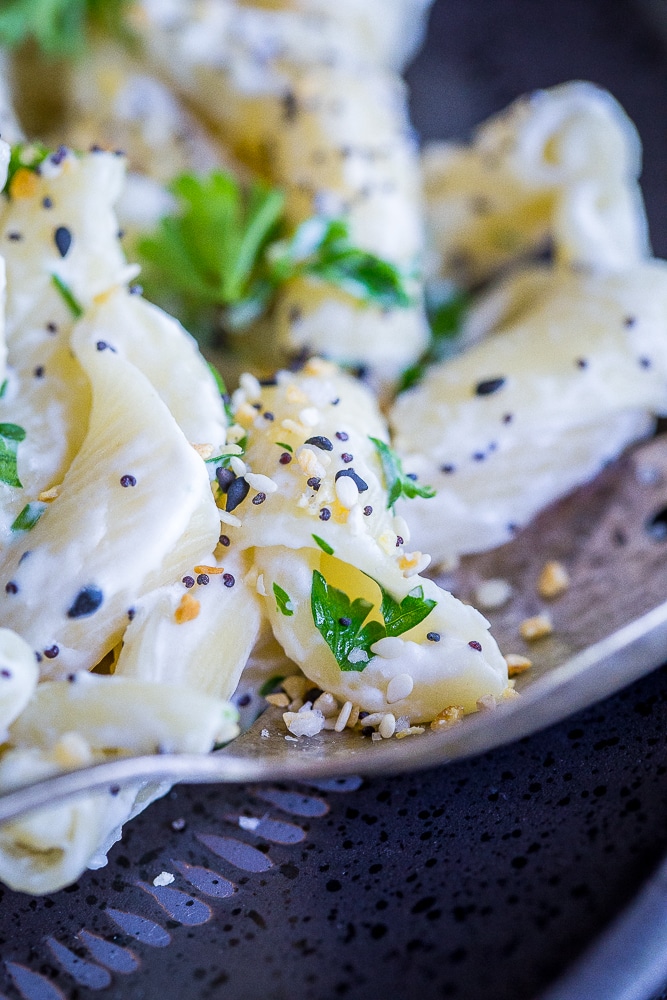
[138,170,412,344]
[311,571,436,672]
[312,534,334,555]
[369,436,435,509]
[0,379,7,398]
[0,423,26,487]
[398,289,469,392]
[275,441,293,453]
[272,581,295,617]
[11,501,46,531]
[51,273,84,319]
[0,0,133,59]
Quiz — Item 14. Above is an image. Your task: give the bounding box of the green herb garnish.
[398,289,469,392]
[0,423,26,487]
[311,570,385,672]
[273,582,295,617]
[0,0,132,59]
[4,142,51,195]
[51,273,84,319]
[11,501,46,532]
[138,170,412,343]
[0,379,7,399]
[312,534,334,556]
[259,674,286,698]
[275,442,293,453]
[369,436,435,509]
[311,570,436,673]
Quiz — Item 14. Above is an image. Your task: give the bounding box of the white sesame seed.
[335,475,359,509]
[230,456,247,477]
[386,673,414,704]
[245,472,278,493]
[370,636,405,659]
[239,372,262,401]
[299,407,319,426]
[334,701,353,731]
[358,712,385,727]
[475,578,513,609]
[379,713,396,739]
[313,692,339,717]
[219,510,242,527]
[285,735,299,742]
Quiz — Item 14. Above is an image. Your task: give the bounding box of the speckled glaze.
[2,0,667,998]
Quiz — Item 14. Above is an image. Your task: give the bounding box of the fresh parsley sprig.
[369,436,435,509]
[0,423,26,488]
[0,0,132,58]
[138,170,412,344]
[311,571,436,673]
[398,288,469,392]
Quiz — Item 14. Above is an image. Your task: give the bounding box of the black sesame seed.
[339,617,352,627]
[67,673,76,682]
[358,711,369,720]
[44,645,59,658]
[223,573,235,588]
[42,196,53,209]
[361,726,374,737]
[127,608,136,621]
[109,785,120,797]
[33,365,44,378]
[182,576,195,588]
[639,357,652,369]
[19,551,31,564]
[216,467,236,492]
[263,412,275,421]
[363,505,373,516]
[219,535,231,547]
[120,474,136,487]
[67,585,104,619]
[319,508,331,521]
[307,477,321,491]
[472,452,485,462]
[305,435,333,451]
[282,90,298,121]
[426,632,441,642]
[341,453,353,463]
[5,581,17,594]
[252,402,262,410]
[54,226,72,257]
[475,377,506,396]
[502,413,513,424]
[331,398,340,406]
[0,668,11,678]
[468,640,482,651]
[226,476,250,512]
[252,492,267,505]
[96,341,109,351]
[336,431,349,441]
[197,574,210,586]
[259,377,278,387]
[46,322,58,334]
[35,652,42,662]
[279,452,292,465]
[406,473,418,481]
[576,358,588,369]
[334,469,368,491]
[50,145,67,165]
[129,284,143,295]
[237,693,252,707]
[441,464,455,474]
[7,232,22,241]
[624,316,637,328]
[395,536,404,547]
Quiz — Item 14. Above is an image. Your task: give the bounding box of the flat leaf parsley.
[369,436,435,509]
[311,571,436,672]
[0,0,132,58]
[138,170,412,343]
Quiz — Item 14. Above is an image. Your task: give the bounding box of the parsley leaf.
[11,501,46,532]
[273,582,295,617]
[311,570,385,672]
[369,436,435,509]
[398,289,468,392]
[312,534,334,556]
[138,170,412,343]
[51,273,84,319]
[0,423,26,487]
[0,0,132,59]
[311,571,437,673]
[380,585,436,638]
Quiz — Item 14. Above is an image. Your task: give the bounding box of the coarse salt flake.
[283,709,326,737]
[238,816,261,831]
[153,872,175,887]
